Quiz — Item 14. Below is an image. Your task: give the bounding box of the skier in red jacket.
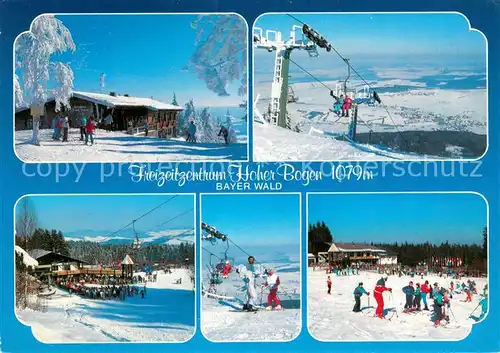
[373,277,392,318]
[342,96,353,117]
[420,280,431,311]
[222,261,232,278]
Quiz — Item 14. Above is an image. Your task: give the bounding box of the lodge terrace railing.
[52,268,123,276]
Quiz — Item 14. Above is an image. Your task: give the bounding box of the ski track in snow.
[254,123,423,161]
[15,128,247,162]
[202,264,301,341]
[16,270,195,343]
[308,270,486,341]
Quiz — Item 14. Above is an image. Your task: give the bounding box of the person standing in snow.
[470,290,488,322]
[373,277,392,318]
[237,255,264,311]
[421,280,430,310]
[85,118,96,146]
[62,116,69,142]
[218,125,229,144]
[80,115,87,141]
[327,276,332,295]
[104,113,113,132]
[264,268,282,311]
[353,282,370,313]
[413,283,422,311]
[144,119,149,137]
[187,121,197,143]
[52,117,59,140]
[433,288,450,326]
[402,281,415,312]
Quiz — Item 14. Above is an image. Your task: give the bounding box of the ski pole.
[469,303,481,317]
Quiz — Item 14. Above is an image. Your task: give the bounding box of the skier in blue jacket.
[353,282,370,312]
[402,281,415,312]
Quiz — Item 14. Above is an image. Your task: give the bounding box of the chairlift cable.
[107,195,179,238]
[286,14,410,148]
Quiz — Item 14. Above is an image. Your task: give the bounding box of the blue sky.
[17,195,195,236]
[44,14,245,107]
[308,193,487,245]
[255,13,486,56]
[254,13,487,87]
[201,194,301,248]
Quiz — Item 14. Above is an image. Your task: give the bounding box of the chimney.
[109,92,116,97]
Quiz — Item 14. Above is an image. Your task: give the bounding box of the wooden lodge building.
[15,91,184,139]
[309,242,398,266]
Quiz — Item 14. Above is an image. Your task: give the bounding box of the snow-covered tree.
[225,114,238,144]
[15,15,75,145]
[185,14,247,98]
[196,107,218,143]
[171,93,178,106]
[178,99,196,137]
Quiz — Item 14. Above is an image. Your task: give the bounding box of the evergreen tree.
[482,226,487,259]
[171,93,178,106]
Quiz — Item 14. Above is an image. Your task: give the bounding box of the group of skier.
[51,115,96,145]
[333,274,488,327]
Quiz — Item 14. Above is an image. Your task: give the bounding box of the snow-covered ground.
[16,269,195,343]
[254,123,425,161]
[254,82,486,161]
[202,263,301,341]
[15,128,247,162]
[308,269,487,341]
[256,82,486,134]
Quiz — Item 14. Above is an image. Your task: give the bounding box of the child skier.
[264,268,282,311]
[353,282,370,313]
[373,277,392,319]
[433,288,449,326]
[413,283,422,311]
[470,291,488,322]
[421,280,430,310]
[327,276,332,295]
[402,281,415,312]
[222,261,232,279]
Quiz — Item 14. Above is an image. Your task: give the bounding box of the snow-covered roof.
[29,249,52,260]
[121,254,134,265]
[328,242,388,253]
[73,91,183,111]
[15,246,39,267]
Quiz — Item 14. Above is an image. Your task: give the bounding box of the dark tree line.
[67,241,195,266]
[308,221,333,255]
[15,227,195,266]
[16,228,70,256]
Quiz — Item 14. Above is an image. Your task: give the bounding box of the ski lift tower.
[253,26,318,129]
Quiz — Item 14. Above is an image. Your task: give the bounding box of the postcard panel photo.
[14,13,248,162]
[200,193,301,341]
[253,13,487,161]
[14,194,195,343]
[307,192,488,341]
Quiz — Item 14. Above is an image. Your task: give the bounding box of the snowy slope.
[202,263,301,341]
[254,123,423,161]
[16,270,195,343]
[256,82,486,135]
[308,270,487,341]
[15,128,247,162]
